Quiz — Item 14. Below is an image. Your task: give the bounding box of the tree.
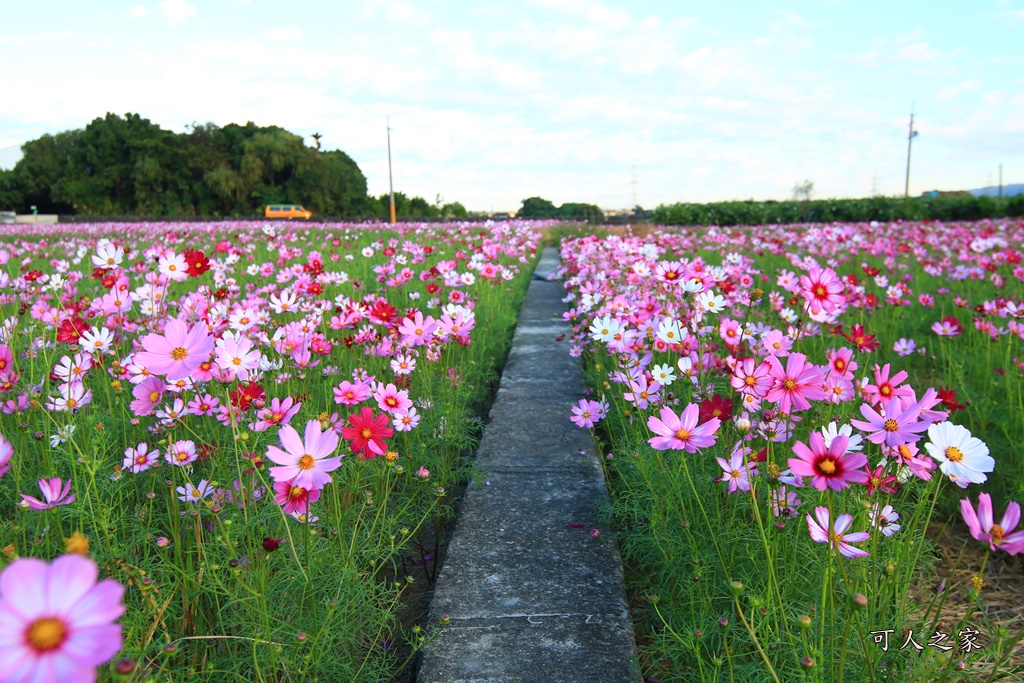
[792,180,814,202]
[518,196,558,219]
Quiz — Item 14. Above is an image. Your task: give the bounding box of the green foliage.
[653,195,1024,226]
[518,196,604,222]
[1,114,455,218]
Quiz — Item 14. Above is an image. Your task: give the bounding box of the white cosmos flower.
[589,314,621,343]
[683,278,705,293]
[820,422,863,453]
[697,291,725,314]
[651,363,676,386]
[923,422,994,488]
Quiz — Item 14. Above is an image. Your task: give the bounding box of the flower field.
[0,219,542,681]
[560,219,1024,681]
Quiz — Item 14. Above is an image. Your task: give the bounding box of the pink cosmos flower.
[788,432,868,491]
[825,347,857,380]
[761,330,792,357]
[0,554,125,682]
[647,403,721,453]
[333,380,371,406]
[850,400,929,447]
[730,357,771,397]
[765,353,825,414]
[134,318,215,381]
[0,433,11,479]
[19,478,76,511]
[373,383,412,414]
[397,312,438,347]
[122,443,160,473]
[164,439,198,467]
[251,397,302,432]
[800,267,845,312]
[129,376,165,416]
[806,506,870,558]
[716,451,755,493]
[214,334,262,382]
[273,479,321,516]
[392,407,421,432]
[863,364,914,408]
[960,493,1024,554]
[570,399,603,429]
[266,419,343,490]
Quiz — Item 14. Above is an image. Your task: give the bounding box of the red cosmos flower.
[342,406,393,458]
[864,464,899,496]
[23,270,43,282]
[862,264,880,277]
[937,386,965,412]
[213,288,228,301]
[56,318,90,344]
[183,250,210,278]
[699,395,733,422]
[230,383,265,412]
[368,300,398,326]
[306,282,323,296]
[840,324,881,353]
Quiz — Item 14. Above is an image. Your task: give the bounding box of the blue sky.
[1,0,1022,211]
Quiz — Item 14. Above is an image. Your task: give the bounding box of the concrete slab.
[418,247,640,683]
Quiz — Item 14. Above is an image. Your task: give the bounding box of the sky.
[1,1,1022,212]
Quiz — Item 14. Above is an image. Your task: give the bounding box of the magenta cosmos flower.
[765,353,825,414]
[647,403,721,453]
[806,506,870,558]
[850,400,928,447]
[134,318,214,381]
[799,267,845,312]
[20,478,75,511]
[0,554,125,683]
[788,432,868,491]
[266,419,343,490]
[961,493,1024,555]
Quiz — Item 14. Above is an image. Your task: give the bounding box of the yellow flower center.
[290,486,305,499]
[361,428,373,439]
[149,391,160,402]
[298,454,315,470]
[745,376,756,386]
[945,446,964,462]
[675,428,691,441]
[880,385,891,396]
[66,398,77,408]
[26,617,67,652]
[171,347,188,361]
[883,419,899,432]
[782,378,796,391]
[817,458,837,475]
[232,357,242,365]
[991,524,1005,544]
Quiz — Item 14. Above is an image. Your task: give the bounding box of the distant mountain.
[970,184,1024,197]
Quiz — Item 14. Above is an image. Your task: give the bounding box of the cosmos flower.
[960,493,1024,554]
[134,318,214,381]
[765,353,825,414]
[647,403,721,453]
[923,422,994,488]
[341,407,394,458]
[266,420,343,490]
[806,506,870,558]
[19,478,76,510]
[0,554,125,683]
[788,432,868,491]
[799,266,845,312]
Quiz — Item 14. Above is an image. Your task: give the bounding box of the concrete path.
[417,247,640,683]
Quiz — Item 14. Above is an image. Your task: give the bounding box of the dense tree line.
[0,113,467,220]
[652,194,1024,226]
[516,196,604,222]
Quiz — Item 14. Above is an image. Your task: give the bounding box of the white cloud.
[937,79,981,100]
[263,27,302,41]
[158,0,197,26]
[130,5,151,18]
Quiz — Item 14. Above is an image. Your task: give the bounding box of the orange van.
[264,204,312,220]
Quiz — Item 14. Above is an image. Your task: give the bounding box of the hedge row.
[653,194,1024,226]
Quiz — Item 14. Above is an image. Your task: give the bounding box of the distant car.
[265,204,312,220]
[0,211,14,224]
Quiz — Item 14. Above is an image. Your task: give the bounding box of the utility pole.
[387,117,396,224]
[904,112,919,198]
